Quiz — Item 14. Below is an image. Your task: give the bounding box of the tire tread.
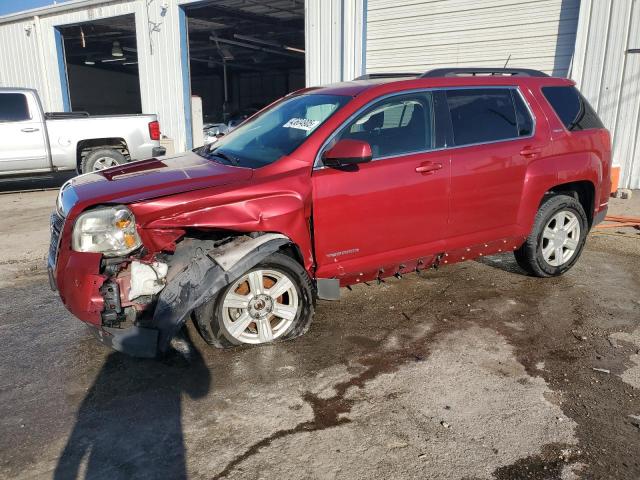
[514,194,588,277]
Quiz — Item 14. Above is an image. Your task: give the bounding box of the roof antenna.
[503,54,512,68]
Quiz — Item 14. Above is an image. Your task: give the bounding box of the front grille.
[48,211,65,268]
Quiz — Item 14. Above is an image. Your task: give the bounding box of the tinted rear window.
[446,88,522,146]
[0,93,30,122]
[542,86,604,131]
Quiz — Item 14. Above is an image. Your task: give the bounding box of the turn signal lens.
[115,218,131,229]
[124,233,138,248]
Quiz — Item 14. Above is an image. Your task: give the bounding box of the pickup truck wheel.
[81,148,126,173]
[193,252,314,349]
[514,194,588,277]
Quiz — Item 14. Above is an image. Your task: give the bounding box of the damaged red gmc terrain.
[49,68,611,358]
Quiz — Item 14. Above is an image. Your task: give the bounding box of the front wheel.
[193,253,314,349]
[514,194,588,277]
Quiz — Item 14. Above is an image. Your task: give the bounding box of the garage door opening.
[57,14,141,115]
[184,1,304,137]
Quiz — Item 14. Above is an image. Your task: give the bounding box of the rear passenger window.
[542,86,604,131]
[339,92,434,159]
[446,89,521,146]
[0,93,30,122]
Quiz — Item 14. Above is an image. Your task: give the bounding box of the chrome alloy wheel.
[221,269,299,344]
[541,210,581,267]
[92,156,120,170]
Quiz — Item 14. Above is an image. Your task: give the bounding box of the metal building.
[0,0,637,188]
[0,0,364,153]
[572,0,640,190]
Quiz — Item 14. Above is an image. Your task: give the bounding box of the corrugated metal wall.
[365,0,580,76]
[0,18,48,100]
[572,0,640,190]
[305,0,364,86]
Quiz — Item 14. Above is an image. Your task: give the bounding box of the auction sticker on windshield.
[283,118,320,132]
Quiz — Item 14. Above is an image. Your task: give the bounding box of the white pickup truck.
[0,88,166,176]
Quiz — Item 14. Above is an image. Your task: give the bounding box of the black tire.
[193,252,315,349]
[81,148,126,173]
[514,194,588,277]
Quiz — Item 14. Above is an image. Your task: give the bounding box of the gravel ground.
[0,185,638,480]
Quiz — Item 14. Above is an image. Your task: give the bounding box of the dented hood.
[59,151,253,216]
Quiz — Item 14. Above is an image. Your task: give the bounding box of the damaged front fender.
[152,233,289,353]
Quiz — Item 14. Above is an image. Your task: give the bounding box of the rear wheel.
[514,194,588,277]
[81,148,126,173]
[193,252,314,349]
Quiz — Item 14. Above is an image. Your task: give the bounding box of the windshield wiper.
[207,149,239,165]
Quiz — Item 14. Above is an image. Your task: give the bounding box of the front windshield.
[196,94,350,168]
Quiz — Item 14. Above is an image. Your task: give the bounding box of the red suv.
[49,68,611,357]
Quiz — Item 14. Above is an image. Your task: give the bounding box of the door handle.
[520,146,541,157]
[415,162,443,174]
[21,127,40,133]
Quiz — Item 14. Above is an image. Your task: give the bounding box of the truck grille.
[48,211,65,268]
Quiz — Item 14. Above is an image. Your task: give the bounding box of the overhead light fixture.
[234,34,279,48]
[102,57,126,63]
[234,34,305,54]
[84,58,95,65]
[284,46,305,54]
[220,46,234,61]
[210,36,298,59]
[123,61,138,65]
[111,41,124,57]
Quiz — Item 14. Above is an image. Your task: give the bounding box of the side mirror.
[322,139,372,168]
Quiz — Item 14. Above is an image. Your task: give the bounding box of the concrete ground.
[0,182,638,480]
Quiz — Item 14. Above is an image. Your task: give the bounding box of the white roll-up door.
[366,0,580,77]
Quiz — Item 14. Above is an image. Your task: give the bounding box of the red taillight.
[148,121,160,141]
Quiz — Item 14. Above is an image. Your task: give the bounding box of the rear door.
[0,92,48,172]
[312,90,451,279]
[444,87,545,249]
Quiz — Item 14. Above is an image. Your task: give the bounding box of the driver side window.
[339,92,434,159]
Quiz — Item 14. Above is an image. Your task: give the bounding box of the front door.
[0,92,48,173]
[312,91,450,279]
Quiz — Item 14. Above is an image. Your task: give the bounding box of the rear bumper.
[152,146,166,157]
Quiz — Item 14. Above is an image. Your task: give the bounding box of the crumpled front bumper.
[90,325,159,358]
[50,222,291,357]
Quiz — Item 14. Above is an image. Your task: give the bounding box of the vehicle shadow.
[476,252,528,275]
[53,328,211,480]
[0,171,75,193]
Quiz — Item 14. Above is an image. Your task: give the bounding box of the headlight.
[72,206,142,257]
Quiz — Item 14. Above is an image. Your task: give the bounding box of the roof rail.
[420,68,549,78]
[354,72,421,80]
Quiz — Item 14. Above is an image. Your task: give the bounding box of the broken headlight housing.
[72,206,142,257]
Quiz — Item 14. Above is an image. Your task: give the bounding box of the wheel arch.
[76,138,130,172]
[541,180,596,227]
[518,151,601,235]
[153,233,294,352]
